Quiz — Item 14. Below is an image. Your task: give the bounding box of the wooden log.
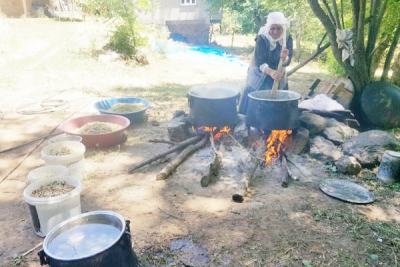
[280,154,289,188]
[128,135,203,173]
[200,151,221,187]
[148,139,177,146]
[156,135,208,180]
[376,150,400,183]
[233,139,266,202]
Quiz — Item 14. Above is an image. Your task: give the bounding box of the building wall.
[0,0,32,17]
[140,0,221,45]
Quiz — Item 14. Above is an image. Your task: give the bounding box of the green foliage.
[11,256,24,266]
[324,50,346,76]
[312,209,327,221]
[206,0,269,34]
[76,0,154,58]
[387,183,400,192]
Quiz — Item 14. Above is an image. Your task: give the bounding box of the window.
[181,0,196,5]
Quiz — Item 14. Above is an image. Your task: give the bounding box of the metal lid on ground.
[319,179,375,204]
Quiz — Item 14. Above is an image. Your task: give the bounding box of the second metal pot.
[187,85,240,127]
[245,90,301,130]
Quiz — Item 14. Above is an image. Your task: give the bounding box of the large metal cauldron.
[187,84,239,127]
[38,211,139,267]
[246,90,301,130]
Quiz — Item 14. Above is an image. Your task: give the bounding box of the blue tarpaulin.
[157,40,247,67]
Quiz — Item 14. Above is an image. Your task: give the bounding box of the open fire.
[193,126,232,142]
[264,130,293,165]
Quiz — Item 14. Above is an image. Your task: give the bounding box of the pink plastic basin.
[59,114,130,148]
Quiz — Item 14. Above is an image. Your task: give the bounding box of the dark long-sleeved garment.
[238,34,294,114]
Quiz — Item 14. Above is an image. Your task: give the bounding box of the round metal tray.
[319,179,375,204]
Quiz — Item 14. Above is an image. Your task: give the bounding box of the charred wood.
[128,135,203,173]
[148,139,178,146]
[156,135,209,180]
[200,151,221,187]
[280,154,289,188]
[233,139,266,202]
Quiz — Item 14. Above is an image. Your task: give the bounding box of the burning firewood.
[232,138,266,202]
[156,135,209,180]
[200,141,221,187]
[280,153,289,188]
[128,135,203,173]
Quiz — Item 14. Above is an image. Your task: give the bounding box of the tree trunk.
[307,0,372,125]
[391,52,400,87]
[369,36,390,78]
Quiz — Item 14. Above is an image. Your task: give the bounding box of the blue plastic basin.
[94,97,151,124]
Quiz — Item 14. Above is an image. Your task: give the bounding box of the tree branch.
[382,25,400,80]
[366,0,388,69]
[322,0,338,28]
[331,0,341,29]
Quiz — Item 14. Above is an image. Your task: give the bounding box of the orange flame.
[193,126,231,141]
[265,130,292,165]
[214,126,231,141]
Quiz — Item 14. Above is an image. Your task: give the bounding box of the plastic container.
[93,97,151,124]
[58,114,130,148]
[48,134,82,144]
[27,165,70,184]
[41,141,86,180]
[23,176,83,237]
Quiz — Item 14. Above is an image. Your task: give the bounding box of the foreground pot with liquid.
[38,211,139,267]
[187,85,239,127]
[246,90,301,130]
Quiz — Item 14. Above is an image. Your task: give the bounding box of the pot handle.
[187,94,193,108]
[38,250,50,265]
[122,220,133,248]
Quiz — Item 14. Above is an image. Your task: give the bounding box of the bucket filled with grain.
[23,176,82,237]
[41,141,86,180]
[27,165,70,184]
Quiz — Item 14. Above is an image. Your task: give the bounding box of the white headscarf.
[258,12,290,50]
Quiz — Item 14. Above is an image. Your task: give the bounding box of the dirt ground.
[1,19,399,267]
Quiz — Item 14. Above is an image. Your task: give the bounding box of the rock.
[336,156,362,175]
[343,130,400,167]
[309,136,342,162]
[322,119,359,145]
[167,116,189,142]
[287,127,309,155]
[299,112,327,136]
[173,110,187,119]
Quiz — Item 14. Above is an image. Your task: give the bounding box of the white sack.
[298,94,345,111]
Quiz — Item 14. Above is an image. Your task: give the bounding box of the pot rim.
[43,210,126,261]
[188,87,239,99]
[248,90,301,102]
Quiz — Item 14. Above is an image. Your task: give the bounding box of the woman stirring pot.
[238,12,294,114]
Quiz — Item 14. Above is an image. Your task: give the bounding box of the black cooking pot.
[38,211,138,267]
[246,90,301,130]
[187,85,239,127]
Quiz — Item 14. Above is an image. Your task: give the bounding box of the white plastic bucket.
[48,134,82,144]
[41,141,86,180]
[23,176,82,237]
[27,165,70,184]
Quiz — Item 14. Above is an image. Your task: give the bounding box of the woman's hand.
[280,48,289,59]
[265,67,282,81]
